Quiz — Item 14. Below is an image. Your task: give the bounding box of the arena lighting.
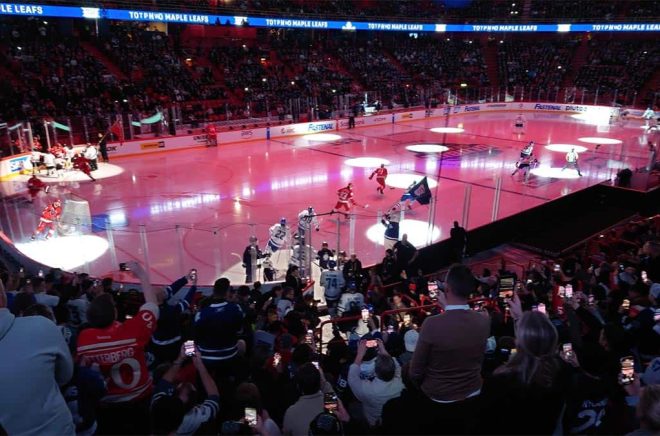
[430,127,465,134]
[570,112,612,125]
[545,144,588,153]
[344,157,390,168]
[386,173,438,189]
[0,4,658,33]
[366,219,441,247]
[529,167,582,179]
[578,137,623,145]
[405,144,449,153]
[15,235,109,271]
[303,133,341,142]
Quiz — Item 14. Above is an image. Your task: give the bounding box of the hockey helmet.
[53,199,61,207]
[347,182,353,189]
[249,235,258,244]
[328,260,337,269]
[280,217,286,226]
[307,206,314,213]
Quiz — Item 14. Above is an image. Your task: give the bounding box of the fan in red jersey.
[72,153,96,182]
[369,163,388,194]
[332,182,357,216]
[76,261,159,433]
[31,199,62,240]
[26,174,48,203]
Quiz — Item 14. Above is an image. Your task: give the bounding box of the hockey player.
[30,148,42,174]
[513,113,526,134]
[369,164,388,194]
[321,260,345,317]
[84,143,99,171]
[520,141,534,159]
[382,202,402,250]
[642,107,656,127]
[206,123,217,147]
[242,236,262,283]
[64,144,75,170]
[292,207,320,275]
[332,183,357,216]
[31,199,62,240]
[26,174,48,203]
[265,218,290,254]
[42,150,56,177]
[73,154,96,182]
[511,153,538,183]
[562,148,582,176]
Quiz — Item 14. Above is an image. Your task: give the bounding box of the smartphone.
[184,340,195,357]
[19,266,24,273]
[361,308,369,322]
[125,314,133,320]
[273,352,281,367]
[554,264,561,272]
[324,392,338,413]
[312,360,320,370]
[588,294,595,306]
[642,270,649,283]
[94,279,100,287]
[558,286,565,298]
[498,290,513,300]
[245,407,257,427]
[305,329,314,345]
[366,339,378,348]
[119,262,130,271]
[26,278,31,284]
[622,299,630,310]
[537,303,546,315]
[620,356,635,385]
[562,343,573,359]
[565,284,573,299]
[38,269,44,278]
[386,324,395,334]
[190,268,197,280]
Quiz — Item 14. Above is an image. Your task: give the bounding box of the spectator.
[629,385,660,436]
[336,282,365,317]
[450,220,468,262]
[283,363,335,436]
[478,309,566,434]
[0,283,74,435]
[393,233,418,278]
[149,272,197,365]
[342,253,363,288]
[150,344,220,435]
[76,261,158,434]
[399,329,418,366]
[347,339,404,427]
[194,277,245,372]
[409,263,490,434]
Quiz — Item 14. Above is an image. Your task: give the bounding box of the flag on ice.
[400,177,432,205]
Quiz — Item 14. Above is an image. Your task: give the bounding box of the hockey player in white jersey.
[291,207,320,276]
[642,107,656,127]
[382,202,402,250]
[265,218,291,254]
[321,260,345,317]
[337,282,365,317]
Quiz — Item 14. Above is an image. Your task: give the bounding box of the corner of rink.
[14,234,109,271]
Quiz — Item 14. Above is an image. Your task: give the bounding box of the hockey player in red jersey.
[333,182,357,216]
[73,154,96,181]
[31,199,62,240]
[369,163,388,194]
[26,174,48,203]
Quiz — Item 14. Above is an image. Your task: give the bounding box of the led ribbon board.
[0,4,659,32]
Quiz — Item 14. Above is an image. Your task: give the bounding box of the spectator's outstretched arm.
[192,346,219,398]
[126,261,157,307]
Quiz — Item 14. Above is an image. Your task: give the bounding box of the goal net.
[58,193,92,236]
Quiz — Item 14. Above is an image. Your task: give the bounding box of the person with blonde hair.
[478,309,567,434]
